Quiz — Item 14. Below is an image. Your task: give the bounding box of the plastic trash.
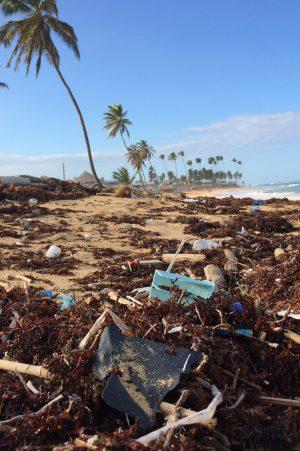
[93,325,200,427]
[28,198,38,207]
[216,328,253,337]
[57,293,76,310]
[41,290,54,298]
[46,245,61,258]
[204,264,226,286]
[277,310,300,320]
[149,270,216,303]
[252,200,264,206]
[192,239,220,251]
[252,207,260,214]
[233,301,244,314]
[182,198,199,204]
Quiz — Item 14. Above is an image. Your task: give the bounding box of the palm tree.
[0,0,102,185]
[232,158,238,173]
[0,81,8,88]
[137,140,155,162]
[103,104,132,150]
[159,154,168,175]
[178,150,188,180]
[168,152,178,178]
[126,144,147,190]
[112,167,135,185]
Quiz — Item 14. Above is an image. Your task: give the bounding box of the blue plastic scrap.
[252,207,260,214]
[57,293,76,310]
[149,270,216,303]
[40,290,54,298]
[233,301,244,314]
[252,200,264,206]
[216,327,253,337]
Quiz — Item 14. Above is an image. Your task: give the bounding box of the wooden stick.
[74,439,97,450]
[222,368,262,391]
[79,308,130,350]
[0,359,52,379]
[260,397,300,408]
[163,253,205,264]
[0,394,63,425]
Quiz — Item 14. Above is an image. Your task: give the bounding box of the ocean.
[219,182,300,201]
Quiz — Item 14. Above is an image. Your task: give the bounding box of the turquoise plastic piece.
[149,270,216,304]
[58,293,76,310]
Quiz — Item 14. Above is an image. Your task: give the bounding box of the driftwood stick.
[0,359,52,379]
[79,309,130,350]
[260,397,300,408]
[0,394,63,425]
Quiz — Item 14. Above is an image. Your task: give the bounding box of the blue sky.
[1,0,300,183]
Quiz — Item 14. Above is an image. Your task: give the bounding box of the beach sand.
[0,191,299,295]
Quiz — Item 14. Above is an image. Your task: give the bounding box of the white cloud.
[158,111,300,153]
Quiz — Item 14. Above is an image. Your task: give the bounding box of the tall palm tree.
[159,154,168,175]
[103,104,132,150]
[178,150,188,180]
[0,0,102,186]
[168,152,178,179]
[112,167,135,185]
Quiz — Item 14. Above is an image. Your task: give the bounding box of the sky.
[1,0,300,184]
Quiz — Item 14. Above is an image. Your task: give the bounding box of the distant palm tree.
[0,0,102,185]
[112,167,135,185]
[0,82,8,88]
[159,154,168,175]
[178,150,188,180]
[103,104,132,149]
[126,144,147,190]
[168,152,178,179]
[138,140,155,162]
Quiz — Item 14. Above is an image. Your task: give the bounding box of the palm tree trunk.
[52,62,103,187]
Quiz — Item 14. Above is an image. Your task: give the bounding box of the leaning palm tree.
[112,167,135,185]
[103,104,132,150]
[0,0,102,185]
[168,152,178,179]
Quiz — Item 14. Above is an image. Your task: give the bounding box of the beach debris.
[93,325,200,427]
[149,269,216,302]
[277,310,300,320]
[136,384,223,445]
[114,185,131,198]
[57,293,76,310]
[233,301,244,314]
[192,239,220,250]
[204,264,226,286]
[162,253,205,264]
[166,238,186,272]
[28,198,38,207]
[224,260,238,272]
[46,244,61,258]
[79,308,130,350]
[224,248,238,262]
[40,289,54,297]
[0,359,52,379]
[252,207,260,213]
[252,200,264,206]
[181,198,198,204]
[274,247,285,260]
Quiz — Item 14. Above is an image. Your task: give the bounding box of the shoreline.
[186,184,300,200]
